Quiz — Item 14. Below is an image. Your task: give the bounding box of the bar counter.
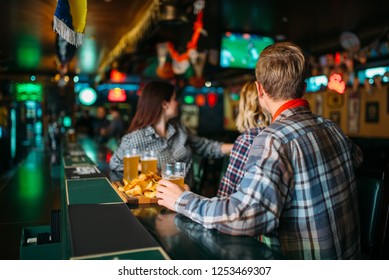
[57,137,285,260]
[127,204,284,260]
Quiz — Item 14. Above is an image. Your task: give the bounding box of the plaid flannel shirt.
[175,106,363,259]
[217,128,263,197]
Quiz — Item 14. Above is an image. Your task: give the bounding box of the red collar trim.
[272,99,310,122]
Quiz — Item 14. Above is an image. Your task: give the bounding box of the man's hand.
[156,179,189,211]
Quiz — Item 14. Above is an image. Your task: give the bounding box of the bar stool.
[355,164,389,259]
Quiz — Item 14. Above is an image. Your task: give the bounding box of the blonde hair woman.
[217,81,269,197]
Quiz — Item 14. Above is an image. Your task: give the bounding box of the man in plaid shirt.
[157,42,363,259]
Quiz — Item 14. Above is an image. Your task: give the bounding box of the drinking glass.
[123,148,140,180]
[161,162,186,188]
[68,128,76,143]
[140,150,158,174]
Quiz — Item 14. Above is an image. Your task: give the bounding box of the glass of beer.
[68,128,76,143]
[140,150,158,174]
[161,162,186,189]
[123,148,140,180]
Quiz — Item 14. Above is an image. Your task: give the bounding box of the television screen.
[357,66,389,84]
[220,32,274,69]
[305,75,328,92]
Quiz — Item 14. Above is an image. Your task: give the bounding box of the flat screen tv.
[220,32,274,69]
[357,66,389,84]
[305,75,328,93]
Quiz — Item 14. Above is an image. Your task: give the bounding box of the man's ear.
[255,81,263,98]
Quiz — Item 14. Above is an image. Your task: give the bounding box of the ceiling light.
[79,87,97,106]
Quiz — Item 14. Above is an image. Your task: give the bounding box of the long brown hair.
[128,80,175,132]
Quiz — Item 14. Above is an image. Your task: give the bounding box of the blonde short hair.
[255,42,307,101]
[236,81,269,133]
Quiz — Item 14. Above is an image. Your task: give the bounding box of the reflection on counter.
[174,215,286,260]
[128,204,286,260]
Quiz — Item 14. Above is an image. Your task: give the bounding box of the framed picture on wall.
[329,111,341,127]
[181,105,199,133]
[348,91,360,134]
[327,93,344,109]
[315,94,323,116]
[365,102,379,123]
[232,102,239,121]
[387,87,389,114]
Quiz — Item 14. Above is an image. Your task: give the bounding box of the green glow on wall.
[11,109,16,159]
[230,93,240,101]
[78,38,97,73]
[16,35,41,69]
[35,121,42,135]
[184,95,195,104]
[63,116,72,127]
[15,83,43,102]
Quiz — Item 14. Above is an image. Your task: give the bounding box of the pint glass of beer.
[123,148,140,180]
[68,128,76,143]
[161,162,186,188]
[140,150,158,174]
